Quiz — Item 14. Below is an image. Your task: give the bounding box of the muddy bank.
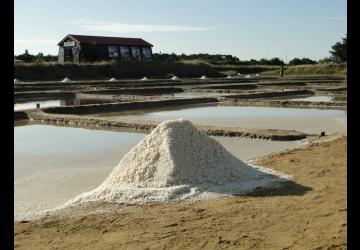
[39,97,217,115]
[222,90,315,99]
[25,109,308,140]
[196,84,258,90]
[14,91,75,102]
[82,87,184,95]
[14,135,347,250]
[14,111,28,120]
[221,99,347,110]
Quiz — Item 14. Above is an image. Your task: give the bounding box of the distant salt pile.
[245,75,251,78]
[171,76,180,80]
[237,73,242,77]
[14,79,21,84]
[108,78,117,82]
[63,119,290,207]
[141,77,149,81]
[61,78,71,83]
[255,73,260,76]
[200,75,207,80]
[226,75,232,79]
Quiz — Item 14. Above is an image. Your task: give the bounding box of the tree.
[329,35,347,62]
[15,50,35,63]
[289,57,317,65]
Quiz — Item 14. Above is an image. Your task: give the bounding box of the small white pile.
[200,75,207,80]
[171,75,180,80]
[245,75,251,78]
[237,73,242,77]
[108,78,117,82]
[61,77,72,83]
[64,119,290,207]
[141,77,149,81]
[226,75,232,79]
[14,79,21,84]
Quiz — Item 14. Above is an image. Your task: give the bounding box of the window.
[131,47,141,59]
[119,46,130,59]
[107,46,119,58]
[142,47,152,59]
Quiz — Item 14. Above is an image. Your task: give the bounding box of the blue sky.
[14,0,347,61]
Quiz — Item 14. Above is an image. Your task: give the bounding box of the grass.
[14,61,221,81]
[14,61,347,81]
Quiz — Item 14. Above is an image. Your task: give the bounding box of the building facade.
[57,34,153,64]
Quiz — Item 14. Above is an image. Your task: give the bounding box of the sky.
[14,0,347,61]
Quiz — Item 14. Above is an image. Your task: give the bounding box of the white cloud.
[70,19,215,33]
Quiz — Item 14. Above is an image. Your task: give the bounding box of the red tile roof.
[58,34,153,47]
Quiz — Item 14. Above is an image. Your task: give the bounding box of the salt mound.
[64,119,290,207]
[200,75,207,80]
[141,77,149,81]
[109,78,117,82]
[61,78,71,83]
[14,79,21,84]
[171,76,180,80]
[226,75,232,79]
[237,73,242,76]
[245,75,251,78]
[255,73,260,76]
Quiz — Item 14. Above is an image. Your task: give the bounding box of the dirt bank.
[25,110,308,140]
[14,135,347,249]
[221,99,347,110]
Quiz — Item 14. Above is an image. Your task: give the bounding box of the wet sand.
[14,135,346,249]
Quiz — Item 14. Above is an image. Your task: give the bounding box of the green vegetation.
[14,34,347,80]
[329,34,347,62]
[333,96,347,102]
[154,53,285,66]
[284,63,347,75]
[15,50,57,63]
[14,60,221,81]
[288,58,317,65]
[14,61,346,81]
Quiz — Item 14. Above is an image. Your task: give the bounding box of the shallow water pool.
[290,96,334,102]
[96,105,347,134]
[14,124,304,221]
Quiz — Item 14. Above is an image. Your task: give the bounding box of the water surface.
[96,105,347,134]
[14,124,304,221]
[290,96,334,102]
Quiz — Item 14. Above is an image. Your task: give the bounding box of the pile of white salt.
[64,119,291,207]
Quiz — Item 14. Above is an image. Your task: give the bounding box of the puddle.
[14,124,304,221]
[96,105,347,134]
[14,98,118,111]
[290,96,334,102]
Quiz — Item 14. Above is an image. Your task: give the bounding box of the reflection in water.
[14,98,118,111]
[290,96,334,102]
[97,105,347,134]
[14,124,145,155]
[14,124,304,221]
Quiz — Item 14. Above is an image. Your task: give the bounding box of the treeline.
[15,50,57,63]
[15,34,346,65]
[153,53,288,65]
[153,53,326,65]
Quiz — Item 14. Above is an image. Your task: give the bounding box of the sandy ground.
[14,135,346,249]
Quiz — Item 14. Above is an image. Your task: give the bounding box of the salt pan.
[64,119,291,207]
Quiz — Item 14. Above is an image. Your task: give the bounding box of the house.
[57,34,153,64]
